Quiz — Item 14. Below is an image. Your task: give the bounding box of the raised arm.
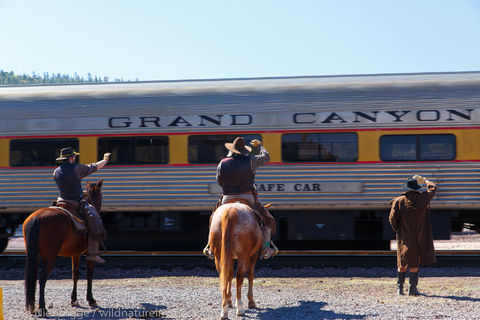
[250,139,270,172]
[95,153,111,170]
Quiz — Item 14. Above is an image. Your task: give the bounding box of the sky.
[1,0,480,82]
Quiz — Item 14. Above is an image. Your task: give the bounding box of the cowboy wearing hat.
[203,137,277,260]
[53,147,111,263]
[389,175,437,296]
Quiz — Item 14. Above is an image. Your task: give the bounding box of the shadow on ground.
[245,300,367,320]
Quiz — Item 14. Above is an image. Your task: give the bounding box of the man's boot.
[408,272,420,296]
[397,271,406,295]
[260,241,278,260]
[203,244,214,260]
[86,239,105,263]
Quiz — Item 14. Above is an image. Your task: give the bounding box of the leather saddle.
[220,198,276,235]
[50,200,87,232]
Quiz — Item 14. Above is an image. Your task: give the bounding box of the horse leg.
[220,264,233,320]
[38,255,56,317]
[235,260,248,316]
[247,254,258,309]
[86,259,98,308]
[221,281,230,320]
[71,255,80,306]
[226,268,234,308]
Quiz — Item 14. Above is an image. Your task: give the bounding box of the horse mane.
[85,179,103,213]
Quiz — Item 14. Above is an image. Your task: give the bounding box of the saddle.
[213,197,276,235]
[50,200,87,232]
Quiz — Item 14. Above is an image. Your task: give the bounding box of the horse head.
[85,179,103,214]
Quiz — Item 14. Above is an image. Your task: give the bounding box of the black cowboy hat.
[56,147,80,161]
[406,178,421,190]
[225,137,252,155]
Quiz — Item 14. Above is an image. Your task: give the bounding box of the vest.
[218,155,254,195]
[53,163,83,202]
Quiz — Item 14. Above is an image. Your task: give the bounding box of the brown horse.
[24,180,104,316]
[208,202,265,320]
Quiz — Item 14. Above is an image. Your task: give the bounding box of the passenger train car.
[1,71,480,253]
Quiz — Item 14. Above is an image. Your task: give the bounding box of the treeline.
[0,70,134,85]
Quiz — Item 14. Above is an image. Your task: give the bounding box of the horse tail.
[24,216,40,312]
[219,206,238,293]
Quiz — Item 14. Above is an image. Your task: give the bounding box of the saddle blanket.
[49,206,87,231]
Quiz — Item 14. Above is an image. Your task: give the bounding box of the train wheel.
[0,237,9,254]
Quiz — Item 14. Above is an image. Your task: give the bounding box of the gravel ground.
[1,265,480,320]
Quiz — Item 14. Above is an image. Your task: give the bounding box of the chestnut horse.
[24,180,104,316]
[208,202,264,320]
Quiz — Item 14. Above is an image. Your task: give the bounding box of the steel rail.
[3,249,480,256]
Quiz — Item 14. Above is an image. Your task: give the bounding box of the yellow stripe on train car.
[0,139,8,167]
[0,286,4,320]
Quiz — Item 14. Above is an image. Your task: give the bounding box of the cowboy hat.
[56,147,80,160]
[225,137,252,155]
[406,177,421,190]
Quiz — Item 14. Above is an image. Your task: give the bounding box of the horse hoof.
[89,301,99,308]
[248,302,257,309]
[71,300,80,307]
[237,309,245,316]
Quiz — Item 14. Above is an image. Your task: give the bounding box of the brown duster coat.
[389,181,437,268]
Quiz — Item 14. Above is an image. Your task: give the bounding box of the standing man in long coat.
[389,175,437,296]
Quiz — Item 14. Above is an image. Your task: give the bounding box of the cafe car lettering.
[254,182,363,193]
[256,183,322,192]
[209,182,363,194]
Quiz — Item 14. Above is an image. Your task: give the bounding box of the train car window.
[10,138,79,167]
[419,135,456,160]
[188,134,262,164]
[282,133,358,162]
[98,136,168,164]
[380,135,417,161]
[380,134,455,161]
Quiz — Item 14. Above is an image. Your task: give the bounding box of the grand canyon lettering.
[108,109,474,128]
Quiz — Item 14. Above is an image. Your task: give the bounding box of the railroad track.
[4,249,480,256]
[2,249,480,268]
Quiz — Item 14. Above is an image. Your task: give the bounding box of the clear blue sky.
[1,0,479,81]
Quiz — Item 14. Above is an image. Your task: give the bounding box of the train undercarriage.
[96,208,480,252]
[1,209,479,254]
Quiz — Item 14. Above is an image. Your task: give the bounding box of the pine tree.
[0,70,141,85]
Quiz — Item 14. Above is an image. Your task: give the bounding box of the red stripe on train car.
[3,125,480,140]
[2,159,480,170]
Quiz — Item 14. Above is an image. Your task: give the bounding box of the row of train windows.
[8,133,455,167]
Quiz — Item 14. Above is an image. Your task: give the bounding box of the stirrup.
[261,247,276,260]
[260,240,279,260]
[203,245,214,260]
[271,240,279,256]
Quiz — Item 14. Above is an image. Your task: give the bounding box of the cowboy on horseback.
[204,137,278,260]
[53,147,110,263]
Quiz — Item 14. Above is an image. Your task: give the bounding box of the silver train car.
[1,71,480,252]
